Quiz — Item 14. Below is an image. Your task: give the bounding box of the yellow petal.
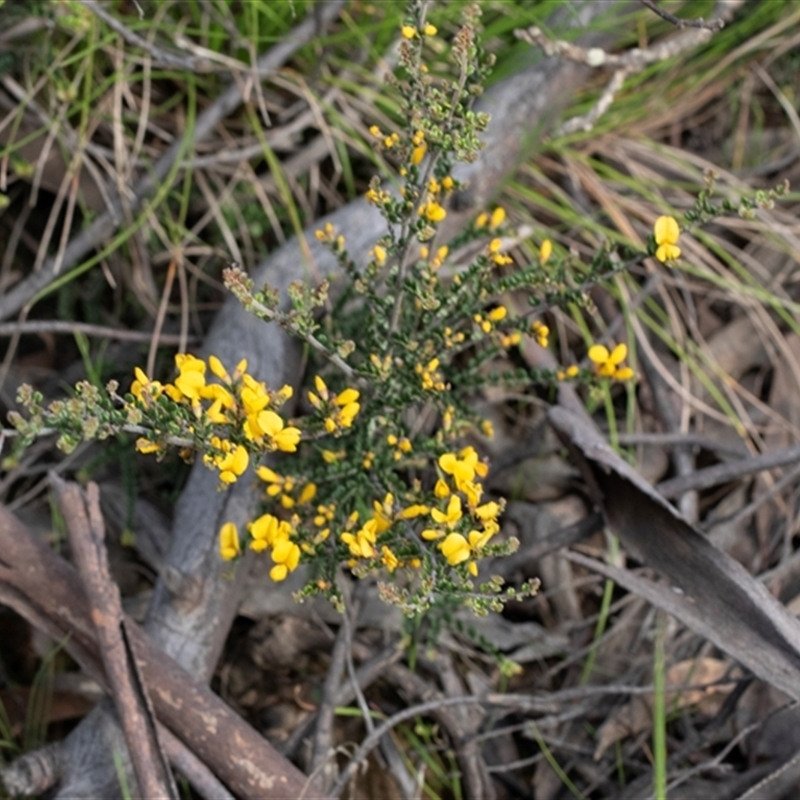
[335,388,360,406]
[274,426,301,452]
[609,343,628,365]
[656,243,681,262]
[257,466,282,484]
[208,355,229,381]
[540,239,553,264]
[441,533,470,565]
[654,215,680,246]
[270,564,288,581]
[587,344,610,365]
[489,206,506,229]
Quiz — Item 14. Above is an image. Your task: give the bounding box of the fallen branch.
[52,476,177,800]
[0,501,324,800]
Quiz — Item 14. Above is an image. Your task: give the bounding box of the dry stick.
[309,607,351,788]
[80,0,220,72]
[384,662,491,800]
[0,590,231,800]
[638,0,726,30]
[0,319,198,344]
[615,431,749,458]
[703,462,800,534]
[280,642,405,760]
[51,475,179,800]
[0,0,347,322]
[0,584,232,800]
[0,504,324,800]
[656,443,800,499]
[157,725,236,800]
[328,695,487,799]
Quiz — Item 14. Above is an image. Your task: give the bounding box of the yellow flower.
[240,374,270,417]
[531,320,549,348]
[208,355,230,382]
[487,237,512,266]
[256,465,285,496]
[216,444,249,484]
[202,383,235,423]
[373,493,394,534]
[588,343,634,381]
[341,518,378,558]
[270,538,301,582]
[434,478,450,499]
[169,353,206,402]
[381,546,399,573]
[439,447,488,492]
[441,532,470,565]
[654,215,681,262]
[131,367,163,402]
[219,522,241,561]
[488,306,507,323]
[431,494,463,528]
[422,23,437,36]
[401,25,417,39]
[489,206,506,230]
[247,409,302,451]
[298,482,317,505]
[540,239,553,265]
[416,358,445,392]
[372,245,387,266]
[249,513,288,552]
[419,201,447,222]
[399,504,429,519]
[315,222,335,241]
[322,386,360,433]
[440,528,493,574]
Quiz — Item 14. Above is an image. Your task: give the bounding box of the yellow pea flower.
[654,215,681,262]
[219,522,240,561]
[588,343,634,381]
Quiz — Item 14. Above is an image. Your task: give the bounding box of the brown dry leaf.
[594,657,736,759]
[549,405,800,700]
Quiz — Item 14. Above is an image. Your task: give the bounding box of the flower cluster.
[129,353,300,486]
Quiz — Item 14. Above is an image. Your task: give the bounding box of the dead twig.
[515,0,744,134]
[0,319,198,344]
[51,475,178,800]
[656,442,800,499]
[638,0,726,31]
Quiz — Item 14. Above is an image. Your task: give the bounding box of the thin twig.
[79,1,226,72]
[329,695,485,798]
[310,607,350,787]
[515,0,742,135]
[656,443,800,499]
[0,319,199,344]
[638,0,726,31]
